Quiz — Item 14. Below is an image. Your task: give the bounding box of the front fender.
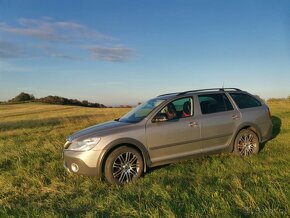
[97,138,152,176]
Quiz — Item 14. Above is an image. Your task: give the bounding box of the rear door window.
[198,94,233,114]
[230,93,261,109]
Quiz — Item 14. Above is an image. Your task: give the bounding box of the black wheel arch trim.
[228,122,262,152]
[97,138,151,176]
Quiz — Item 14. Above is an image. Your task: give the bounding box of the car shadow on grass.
[145,164,171,176]
[259,115,281,151]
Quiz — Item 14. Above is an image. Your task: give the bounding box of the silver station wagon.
[63,88,273,185]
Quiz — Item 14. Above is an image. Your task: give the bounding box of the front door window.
[155,97,193,121]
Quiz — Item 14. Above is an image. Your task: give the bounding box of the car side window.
[156,97,193,120]
[230,93,262,109]
[198,94,233,114]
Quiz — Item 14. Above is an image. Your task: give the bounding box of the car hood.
[68,120,131,141]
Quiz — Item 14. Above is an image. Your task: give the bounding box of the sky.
[0,0,289,106]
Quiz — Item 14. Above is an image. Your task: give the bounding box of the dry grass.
[0,102,289,217]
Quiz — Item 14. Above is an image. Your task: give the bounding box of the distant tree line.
[6,92,106,108]
[9,92,35,102]
[267,96,290,102]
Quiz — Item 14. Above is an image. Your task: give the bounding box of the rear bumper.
[63,149,104,177]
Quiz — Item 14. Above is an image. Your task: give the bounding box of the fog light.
[71,163,79,172]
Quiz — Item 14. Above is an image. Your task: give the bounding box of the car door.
[145,96,202,163]
[198,93,240,153]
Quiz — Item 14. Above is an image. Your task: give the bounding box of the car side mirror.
[152,114,168,123]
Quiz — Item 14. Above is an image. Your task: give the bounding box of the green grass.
[0,102,289,217]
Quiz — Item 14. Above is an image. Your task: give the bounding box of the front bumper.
[63,149,105,177]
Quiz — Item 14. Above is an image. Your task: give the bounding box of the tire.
[104,146,143,185]
[234,129,260,156]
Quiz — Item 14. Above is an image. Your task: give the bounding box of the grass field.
[0,102,289,217]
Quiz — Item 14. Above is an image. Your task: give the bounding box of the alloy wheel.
[237,132,258,156]
[112,151,140,183]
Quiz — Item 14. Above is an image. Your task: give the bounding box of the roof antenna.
[222,81,225,89]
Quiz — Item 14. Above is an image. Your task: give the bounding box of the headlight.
[69,137,101,151]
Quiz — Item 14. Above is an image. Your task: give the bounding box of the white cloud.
[0,17,134,62]
[86,46,133,62]
[0,17,113,42]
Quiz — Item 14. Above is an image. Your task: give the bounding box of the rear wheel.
[104,146,143,185]
[234,129,259,156]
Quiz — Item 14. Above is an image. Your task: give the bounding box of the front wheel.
[234,129,259,156]
[104,146,143,185]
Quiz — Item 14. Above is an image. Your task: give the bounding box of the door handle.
[189,121,198,127]
[232,114,240,120]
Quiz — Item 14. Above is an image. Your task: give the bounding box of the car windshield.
[119,98,165,123]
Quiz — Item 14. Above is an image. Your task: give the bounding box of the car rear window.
[230,93,262,109]
[198,93,233,114]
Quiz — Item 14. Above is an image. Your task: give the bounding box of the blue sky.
[0,0,289,105]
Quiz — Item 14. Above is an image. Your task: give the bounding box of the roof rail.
[222,88,242,91]
[177,88,242,96]
[158,92,181,97]
[158,88,242,97]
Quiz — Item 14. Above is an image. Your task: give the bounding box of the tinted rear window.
[230,93,261,109]
[198,94,233,114]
